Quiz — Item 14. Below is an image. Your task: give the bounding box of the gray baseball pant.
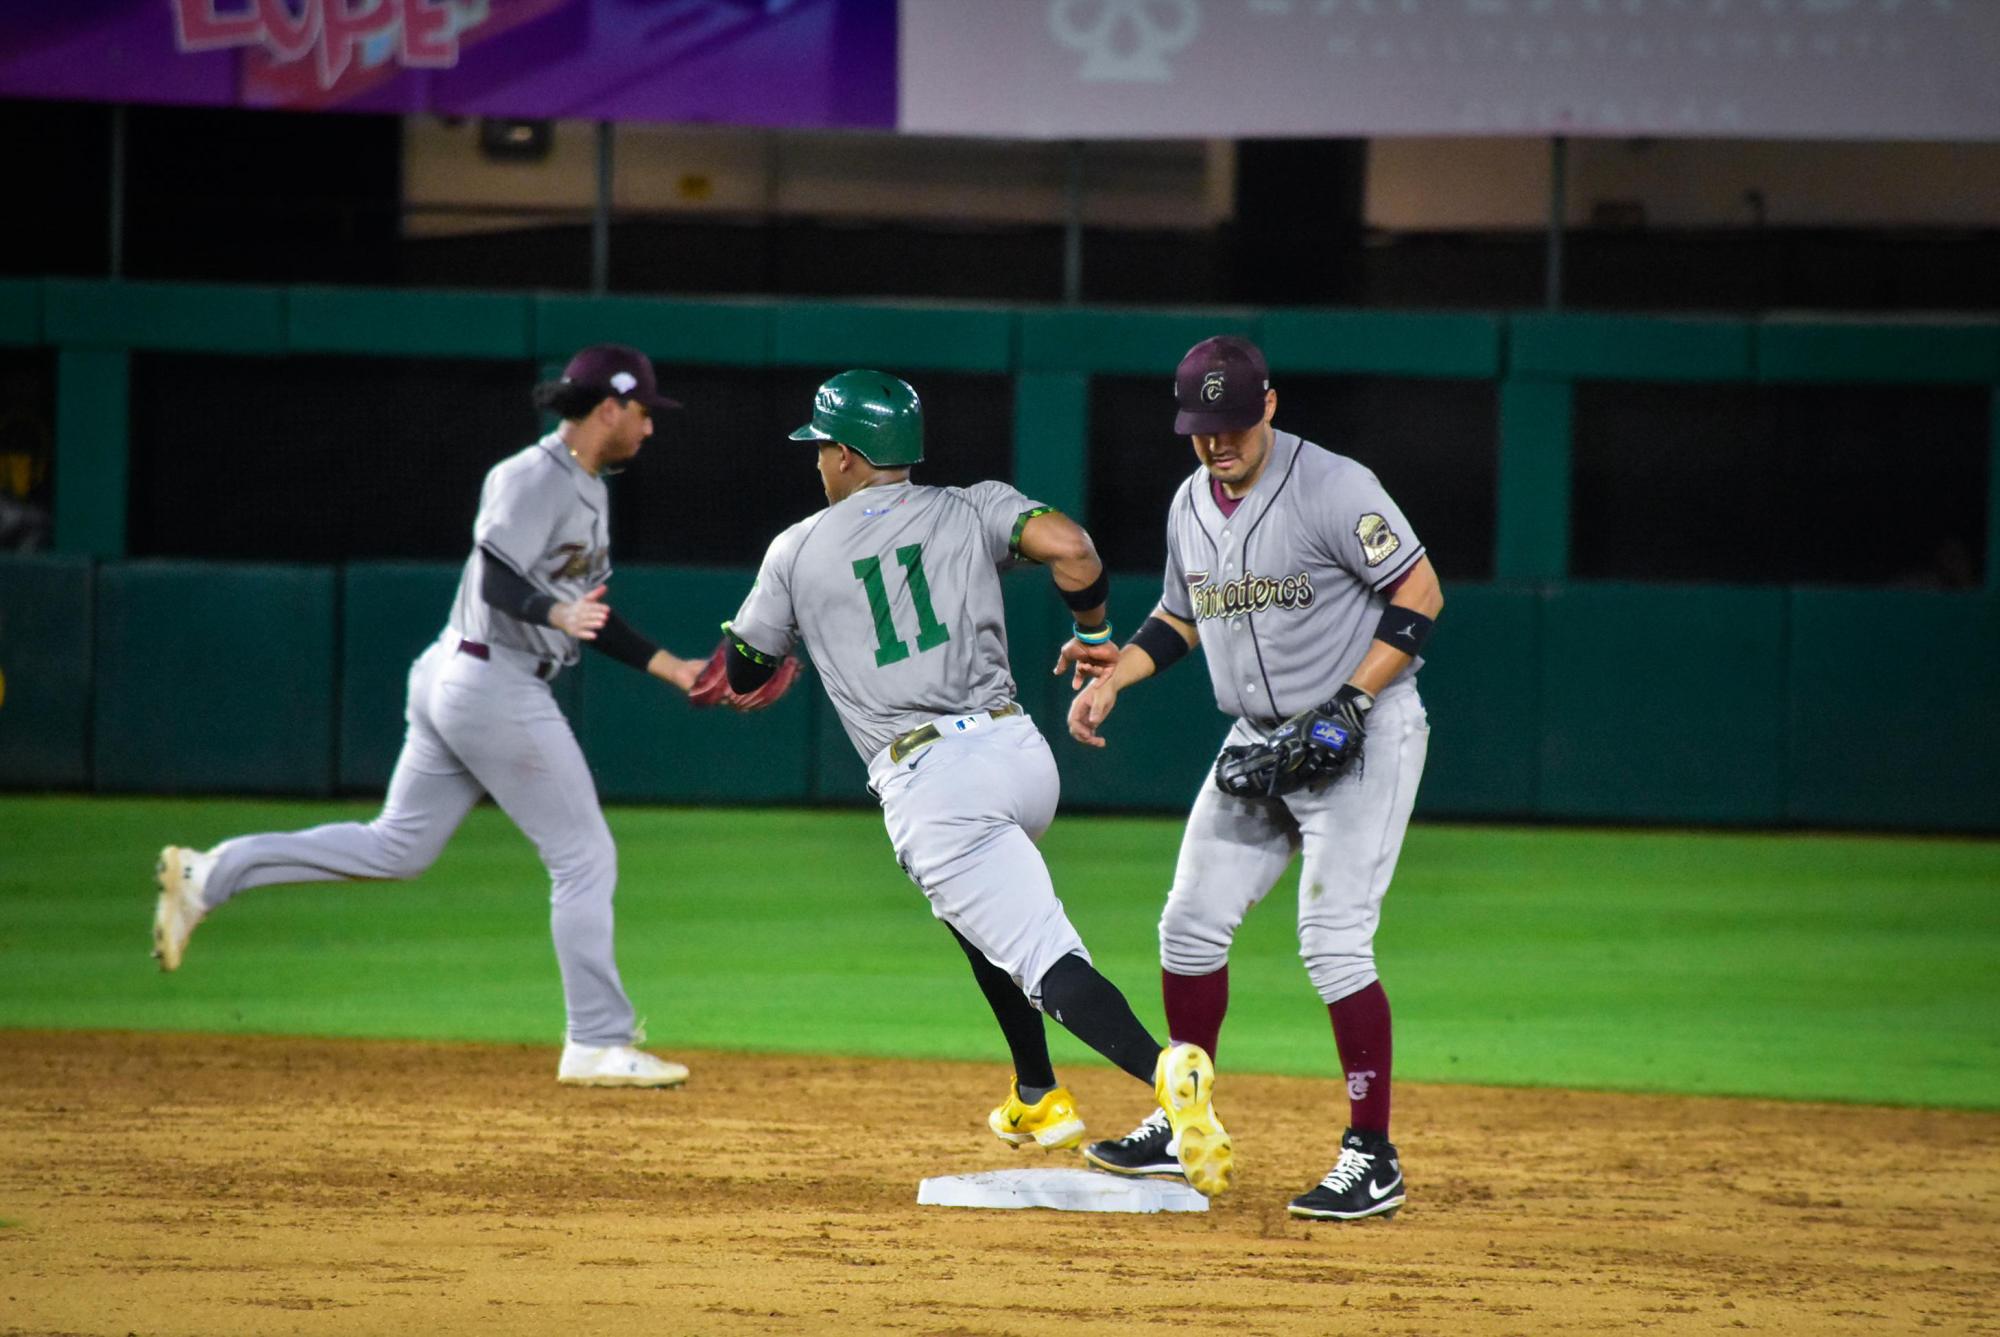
[200,637,637,1046]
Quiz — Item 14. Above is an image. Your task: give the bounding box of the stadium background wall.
[0,280,1994,831]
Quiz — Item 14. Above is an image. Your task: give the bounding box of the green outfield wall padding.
[1509,313,1754,382]
[1408,584,1540,818]
[93,562,336,795]
[22,283,2000,391]
[1539,583,1788,824]
[1757,321,2000,384]
[533,294,770,367]
[1017,309,1255,375]
[576,565,812,804]
[1990,391,2000,594]
[0,280,41,345]
[808,665,871,805]
[1786,590,2000,830]
[1012,372,1089,522]
[0,555,93,788]
[1495,380,1571,583]
[336,562,462,791]
[1259,310,1502,378]
[1046,573,1231,810]
[42,280,287,354]
[771,303,1015,373]
[54,348,129,559]
[287,286,531,359]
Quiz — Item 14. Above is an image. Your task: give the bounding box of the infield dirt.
[2,1030,1995,1336]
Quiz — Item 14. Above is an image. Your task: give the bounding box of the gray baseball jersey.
[448,433,612,667]
[728,479,1047,761]
[729,476,1090,996]
[1161,430,1425,723]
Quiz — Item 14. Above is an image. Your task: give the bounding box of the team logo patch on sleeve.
[1355,513,1401,568]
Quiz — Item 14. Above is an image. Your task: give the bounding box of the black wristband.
[1373,606,1435,656]
[587,608,660,672]
[1130,616,1191,674]
[1059,568,1111,613]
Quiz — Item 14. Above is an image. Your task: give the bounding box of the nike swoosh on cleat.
[1367,1175,1403,1200]
[1008,1112,1023,1127]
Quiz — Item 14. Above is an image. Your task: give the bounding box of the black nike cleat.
[1288,1127,1405,1221]
[1081,1108,1183,1178]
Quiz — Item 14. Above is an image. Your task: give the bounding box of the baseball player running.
[706,369,1231,1195]
[151,345,708,1089]
[1066,336,1442,1220]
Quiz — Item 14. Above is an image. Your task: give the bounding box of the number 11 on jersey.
[852,543,951,667]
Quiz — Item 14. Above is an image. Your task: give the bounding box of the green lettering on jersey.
[851,544,952,667]
[896,544,952,653]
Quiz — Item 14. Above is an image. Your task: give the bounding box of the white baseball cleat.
[557,1042,689,1088]
[152,845,215,972]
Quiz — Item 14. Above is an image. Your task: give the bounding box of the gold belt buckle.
[889,705,1019,765]
[889,724,939,765]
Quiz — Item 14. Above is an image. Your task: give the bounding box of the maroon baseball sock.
[1162,966,1229,1062]
[1328,980,1393,1136]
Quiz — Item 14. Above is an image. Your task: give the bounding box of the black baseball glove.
[1213,686,1373,799]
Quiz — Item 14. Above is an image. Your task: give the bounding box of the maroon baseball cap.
[1173,335,1269,435]
[557,343,682,411]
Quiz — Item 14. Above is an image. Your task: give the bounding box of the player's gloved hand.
[731,655,800,711]
[687,641,802,710]
[1214,685,1372,798]
[687,643,735,707]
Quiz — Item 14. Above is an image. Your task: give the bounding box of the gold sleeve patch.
[1355,513,1401,568]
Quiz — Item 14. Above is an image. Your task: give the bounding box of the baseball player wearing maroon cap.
[151,345,710,1089]
[1065,335,1444,1220]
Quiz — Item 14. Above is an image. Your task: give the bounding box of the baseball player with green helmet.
[151,345,708,1089]
[699,369,1233,1196]
[1068,336,1443,1220]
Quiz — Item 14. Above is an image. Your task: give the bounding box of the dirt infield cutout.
[2,1031,1995,1336]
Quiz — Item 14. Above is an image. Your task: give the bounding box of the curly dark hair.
[531,380,617,421]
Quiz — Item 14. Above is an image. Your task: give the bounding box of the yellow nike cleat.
[988,1078,1088,1151]
[1154,1043,1234,1197]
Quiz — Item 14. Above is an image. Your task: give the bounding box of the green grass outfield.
[2,796,1995,1111]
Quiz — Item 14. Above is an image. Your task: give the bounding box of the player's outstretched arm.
[1067,606,1198,748]
[1015,510,1121,685]
[646,650,703,693]
[549,579,701,693]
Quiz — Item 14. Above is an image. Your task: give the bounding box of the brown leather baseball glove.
[686,641,801,711]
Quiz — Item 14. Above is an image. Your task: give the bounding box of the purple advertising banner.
[900,0,2000,141]
[0,0,896,128]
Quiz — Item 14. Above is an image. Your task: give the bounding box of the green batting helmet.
[788,369,923,467]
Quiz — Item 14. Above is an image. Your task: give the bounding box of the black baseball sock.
[1039,953,1162,1084]
[948,925,1057,1091]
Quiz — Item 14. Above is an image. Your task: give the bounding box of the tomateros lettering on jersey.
[1183,569,1316,622]
[551,543,607,582]
[1160,430,1426,721]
